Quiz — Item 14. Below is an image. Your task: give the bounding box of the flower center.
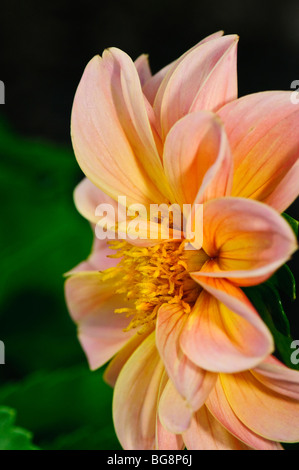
[102,240,208,332]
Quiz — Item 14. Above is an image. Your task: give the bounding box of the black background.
[1,0,299,142]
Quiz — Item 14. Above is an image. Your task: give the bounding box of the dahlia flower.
[65,31,299,449]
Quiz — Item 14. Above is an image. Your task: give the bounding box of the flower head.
[65,31,299,449]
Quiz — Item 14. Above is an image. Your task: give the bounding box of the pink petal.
[64,272,134,370]
[180,279,273,373]
[86,235,118,270]
[71,54,165,206]
[153,31,224,120]
[143,31,224,107]
[252,356,299,401]
[113,332,164,449]
[143,62,175,106]
[218,91,299,212]
[264,160,299,213]
[73,177,134,246]
[155,372,185,450]
[134,54,152,86]
[68,234,117,273]
[103,48,172,200]
[197,197,297,285]
[156,415,184,450]
[104,327,153,387]
[163,111,233,206]
[156,35,238,138]
[156,303,217,410]
[188,39,237,114]
[183,406,251,450]
[206,376,283,449]
[221,370,299,442]
[74,177,121,225]
[158,378,194,433]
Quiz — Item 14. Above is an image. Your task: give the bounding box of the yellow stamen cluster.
[101,240,204,332]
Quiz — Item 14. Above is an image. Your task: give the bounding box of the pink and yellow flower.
[65,32,299,449]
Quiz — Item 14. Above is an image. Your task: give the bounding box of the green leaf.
[244,283,299,370]
[0,407,38,450]
[282,213,299,238]
[0,365,120,449]
[266,264,296,302]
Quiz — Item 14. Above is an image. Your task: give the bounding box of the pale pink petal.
[156,303,217,410]
[155,372,185,450]
[143,62,175,106]
[188,39,238,114]
[68,235,117,273]
[103,48,173,200]
[153,31,225,119]
[135,52,164,148]
[218,91,299,212]
[206,376,283,449]
[74,177,121,225]
[143,94,164,154]
[183,406,251,450]
[180,280,273,373]
[163,111,233,206]
[144,31,224,107]
[65,272,134,370]
[156,35,238,138]
[113,332,164,450]
[68,260,95,273]
[252,356,299,400]
[264,160,299,213]
[134,54,152,85]
[71,54,164,206]
[196,197,297,285]
[73,177,133,245]
[159,378,193,433]
[86,235,118,270]
[221,371,299,442]
[104,327,153,387]
[156,415,184,450]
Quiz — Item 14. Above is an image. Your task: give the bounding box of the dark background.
[1,0,299,142]
[0,0,298,449]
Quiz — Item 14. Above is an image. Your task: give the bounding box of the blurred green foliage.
[0,407,38,450]
[0,117,121,449]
